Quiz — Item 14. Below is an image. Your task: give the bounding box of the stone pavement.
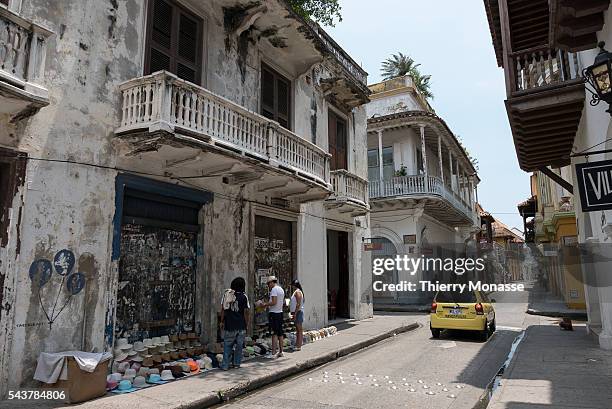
[0,313,418,409]
[487,318,612,409]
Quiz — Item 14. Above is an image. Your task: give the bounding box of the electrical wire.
[23,155,359,225]
[573,137,612,155]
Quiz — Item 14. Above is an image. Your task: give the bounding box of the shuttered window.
[145,0,203,85]
[261,64,291,130]
[328,110,348,170]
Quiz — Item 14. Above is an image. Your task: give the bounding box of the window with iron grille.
[145,0,203,85]
[261,63,291,130]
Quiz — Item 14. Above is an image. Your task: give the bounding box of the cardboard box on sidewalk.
[44,357,109,403]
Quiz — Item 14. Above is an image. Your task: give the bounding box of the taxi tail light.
[431,302,437,313]
[475,303,484,315]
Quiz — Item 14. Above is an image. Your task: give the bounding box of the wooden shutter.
[145,0,202,85]
[328,113,337,170]
[328,110,347,171]
[261,63,291,130]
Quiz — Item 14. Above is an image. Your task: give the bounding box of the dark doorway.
[327,230,350,319]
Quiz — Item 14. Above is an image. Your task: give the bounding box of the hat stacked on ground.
[114,338,132,362]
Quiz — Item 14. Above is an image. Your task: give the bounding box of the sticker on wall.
[28,249,87,329]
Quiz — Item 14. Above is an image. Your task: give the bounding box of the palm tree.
[380,52,434,99]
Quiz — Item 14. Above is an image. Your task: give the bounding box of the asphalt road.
[220,289,530,409]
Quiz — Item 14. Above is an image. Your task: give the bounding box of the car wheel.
[490,319,496,333]
[480,322,489,342]
[431,328,441,339]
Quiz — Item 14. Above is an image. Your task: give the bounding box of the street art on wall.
[28,249,86,329]
[116,224,197,341]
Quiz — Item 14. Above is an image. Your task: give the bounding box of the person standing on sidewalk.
[289,279,305,351]
[257,276,285,358]
[220,277,250,370]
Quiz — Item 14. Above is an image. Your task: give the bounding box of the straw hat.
[117,361,130,373]
[133,341,146,353]
[151,337,162,346]
[137,367,149,378]
[142,357,154,367]
[147,373,167,384]
[160,335,170,343]
[170,334,179,342]
[132,375,151,389]
[113,350,128,362]
[267,275,277,283]
[160,369,175,381]
[115,338,133,350]
[109,372,123,382]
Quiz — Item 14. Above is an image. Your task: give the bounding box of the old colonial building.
[484,0,608,346]
[365,76,480,307]
[0,0,373,393]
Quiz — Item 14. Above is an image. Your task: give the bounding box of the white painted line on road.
[496,325,523,331]
[436,341,457,348]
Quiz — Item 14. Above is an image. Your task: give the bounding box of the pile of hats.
[302,326,338,344]
[112,333,204,370]
[107,355,215,393]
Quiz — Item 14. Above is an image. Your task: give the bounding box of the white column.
[377,130,384,181]
[420,125,428,190]
[448,150,453,191]
[437,134,444,185]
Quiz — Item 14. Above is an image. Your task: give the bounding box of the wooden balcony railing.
[511,46,581,94]
[329,170,368,207]
[117,71,330,186]
[369,175,476,222]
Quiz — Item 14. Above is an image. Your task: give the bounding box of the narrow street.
[221,289,533,409]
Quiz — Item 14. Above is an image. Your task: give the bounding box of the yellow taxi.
[429,289,496,341]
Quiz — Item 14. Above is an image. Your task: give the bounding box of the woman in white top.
[290,279,305,351]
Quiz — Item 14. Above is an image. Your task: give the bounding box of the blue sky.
[326,0,531,230]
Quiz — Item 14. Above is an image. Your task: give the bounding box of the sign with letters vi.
[576,159,612,212]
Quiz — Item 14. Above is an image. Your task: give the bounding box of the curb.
[196,322,420,408]
[526,308,588,320]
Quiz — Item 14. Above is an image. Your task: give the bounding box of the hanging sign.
[576,160,612,212]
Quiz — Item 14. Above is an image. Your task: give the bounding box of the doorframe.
[108,174,213,348]
[325,224,355,322]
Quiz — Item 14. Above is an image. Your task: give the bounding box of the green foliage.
[381,52,434,99]
[287,0,342,27]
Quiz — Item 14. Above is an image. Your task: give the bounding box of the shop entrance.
[327,230,350,319]
[116,188,200,340]
[253,215,294,337]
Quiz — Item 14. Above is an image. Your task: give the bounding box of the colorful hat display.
[142,356,154,367]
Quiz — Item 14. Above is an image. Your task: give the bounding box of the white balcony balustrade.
[116,71,330,188]
[0,6,52,116]
[327,169,369,214]
[369,175,475,223]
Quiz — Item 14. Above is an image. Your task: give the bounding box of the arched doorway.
[371,237,398,304]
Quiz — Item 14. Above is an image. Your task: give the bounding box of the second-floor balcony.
[115,71,331,204]
[369,175,476,226]
[0,6,52,119]
[325,169,369,216]
[506,47,585,171]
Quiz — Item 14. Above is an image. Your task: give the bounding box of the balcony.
[325,170,369,216]
[369,175,476,226]
[506,47,585,170]
[115,71,331,203]
[0,7,52,118]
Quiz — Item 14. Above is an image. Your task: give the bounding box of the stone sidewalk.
[1,313,419,409]
[487,320,612,409]
[526,286,587,320]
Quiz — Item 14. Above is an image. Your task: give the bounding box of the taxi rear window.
[435,290,477,303]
